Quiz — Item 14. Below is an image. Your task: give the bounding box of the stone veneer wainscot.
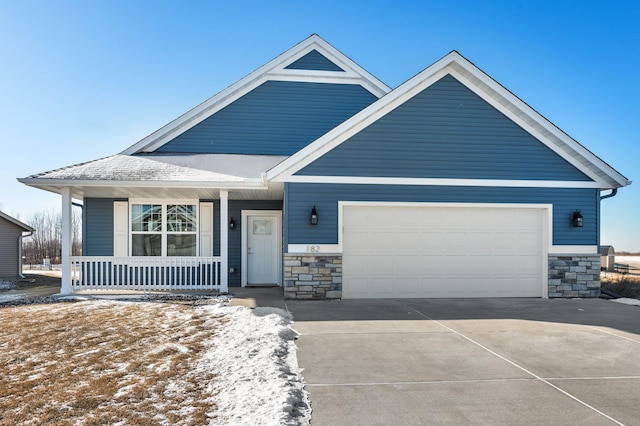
[284,254,342,299]
[548,254,600,298]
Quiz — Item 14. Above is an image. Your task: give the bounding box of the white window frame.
[129,199,199,257]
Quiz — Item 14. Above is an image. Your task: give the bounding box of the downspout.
[600,188,617,200]
[18,230,33,278]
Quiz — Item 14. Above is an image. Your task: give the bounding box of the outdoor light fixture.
[310,206,318,225]
[572,210,584,228]
[229,218,236,229]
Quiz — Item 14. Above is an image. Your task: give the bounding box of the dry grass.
[0,299,224,425]
[601,273,640,299]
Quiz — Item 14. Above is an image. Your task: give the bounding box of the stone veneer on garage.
[548,254,601,298]
[284,253,601,299]
[284,254,342,299]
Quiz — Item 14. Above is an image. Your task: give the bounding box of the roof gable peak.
[267,50,629,189]
[121,34,390,155]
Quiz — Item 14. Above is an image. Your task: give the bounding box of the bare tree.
[22,207,82,265]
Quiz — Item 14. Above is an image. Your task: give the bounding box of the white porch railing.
[70,256,222,292]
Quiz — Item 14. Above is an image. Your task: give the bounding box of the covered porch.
[19,154,286,294]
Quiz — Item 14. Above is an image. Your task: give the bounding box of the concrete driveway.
[286,298,640,425]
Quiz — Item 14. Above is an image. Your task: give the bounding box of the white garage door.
[342,205,545,299]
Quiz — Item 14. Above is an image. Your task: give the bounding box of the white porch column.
[60,187,72,295]
[220,189,229,292]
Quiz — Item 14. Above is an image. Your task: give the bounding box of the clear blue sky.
[1,1,638,251]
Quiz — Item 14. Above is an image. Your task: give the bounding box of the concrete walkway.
[287,298,640,425]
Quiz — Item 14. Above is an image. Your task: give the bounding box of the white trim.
[199,202,214,257]
[549,246,599,255]
[266,51,629,189]
[60,188,72,295]
[283,175,604,188]
[220,191,229,292]
[287,244,341,254]
[113,201,129,257]
[121,35,390,155]
[18,178,268,189]
[241,210,283,287]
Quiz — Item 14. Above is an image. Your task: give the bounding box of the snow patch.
[611,298,640,306]
[0,280,16,290]
[203,305,311,426]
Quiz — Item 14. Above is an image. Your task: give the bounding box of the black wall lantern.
[310,206,318,225]
[572,210,583,228]
[229,218,236,229]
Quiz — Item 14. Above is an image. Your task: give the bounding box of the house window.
[130,202,197,256]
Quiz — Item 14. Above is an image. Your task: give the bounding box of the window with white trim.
[130,202,198,256]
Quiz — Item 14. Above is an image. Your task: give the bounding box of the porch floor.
[228,286,286,310]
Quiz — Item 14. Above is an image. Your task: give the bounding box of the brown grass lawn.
[601,272,640,299]
[0,299,224,425]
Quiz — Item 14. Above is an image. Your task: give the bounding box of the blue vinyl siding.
[155,81,377,155]
[227,200,282,287]
[285,183,599,247]
[297,74,592,182]
[285,50,344,71]
[83,198,124,256]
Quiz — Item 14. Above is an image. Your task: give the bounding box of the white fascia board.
[284,175,604,188]
[122,35,389,155]
[267,51,628,189]
[18,178,268,190]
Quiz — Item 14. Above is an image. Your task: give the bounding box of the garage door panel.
[420,255,446,274]
[420,209,445,226]
[370,254,391,273]
[347,254,370,273]
[344,231,370,251]
[517,232,541,250]
[344,207,369,228]
[494,233,519,250]
[343,205,544,299]
[445,232,469,250]
[445,209,469,228]
[517,278,541,296]
[420,232,445,251]
[493,209,518,228]
[446,277,469,294]
[395,232,419,251]
[517,255,541,274]
[371,208,394,227]
[370,232,394,250]
[396,255,420,273]
[468,232,493,250]
[467,255,493,273]
[395,277,420,296]
[395,208,421,228]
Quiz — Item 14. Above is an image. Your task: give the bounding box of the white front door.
[246,214,281,286]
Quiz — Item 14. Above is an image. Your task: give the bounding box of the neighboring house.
[0,211,34,278]
[19,35,630,299]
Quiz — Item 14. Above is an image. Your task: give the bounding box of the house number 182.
[307,245,321,253]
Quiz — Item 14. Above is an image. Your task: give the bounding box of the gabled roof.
[267,51,631,190]
[122,34,391,155]
[21,154,286,186]
[0,211,34,232]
